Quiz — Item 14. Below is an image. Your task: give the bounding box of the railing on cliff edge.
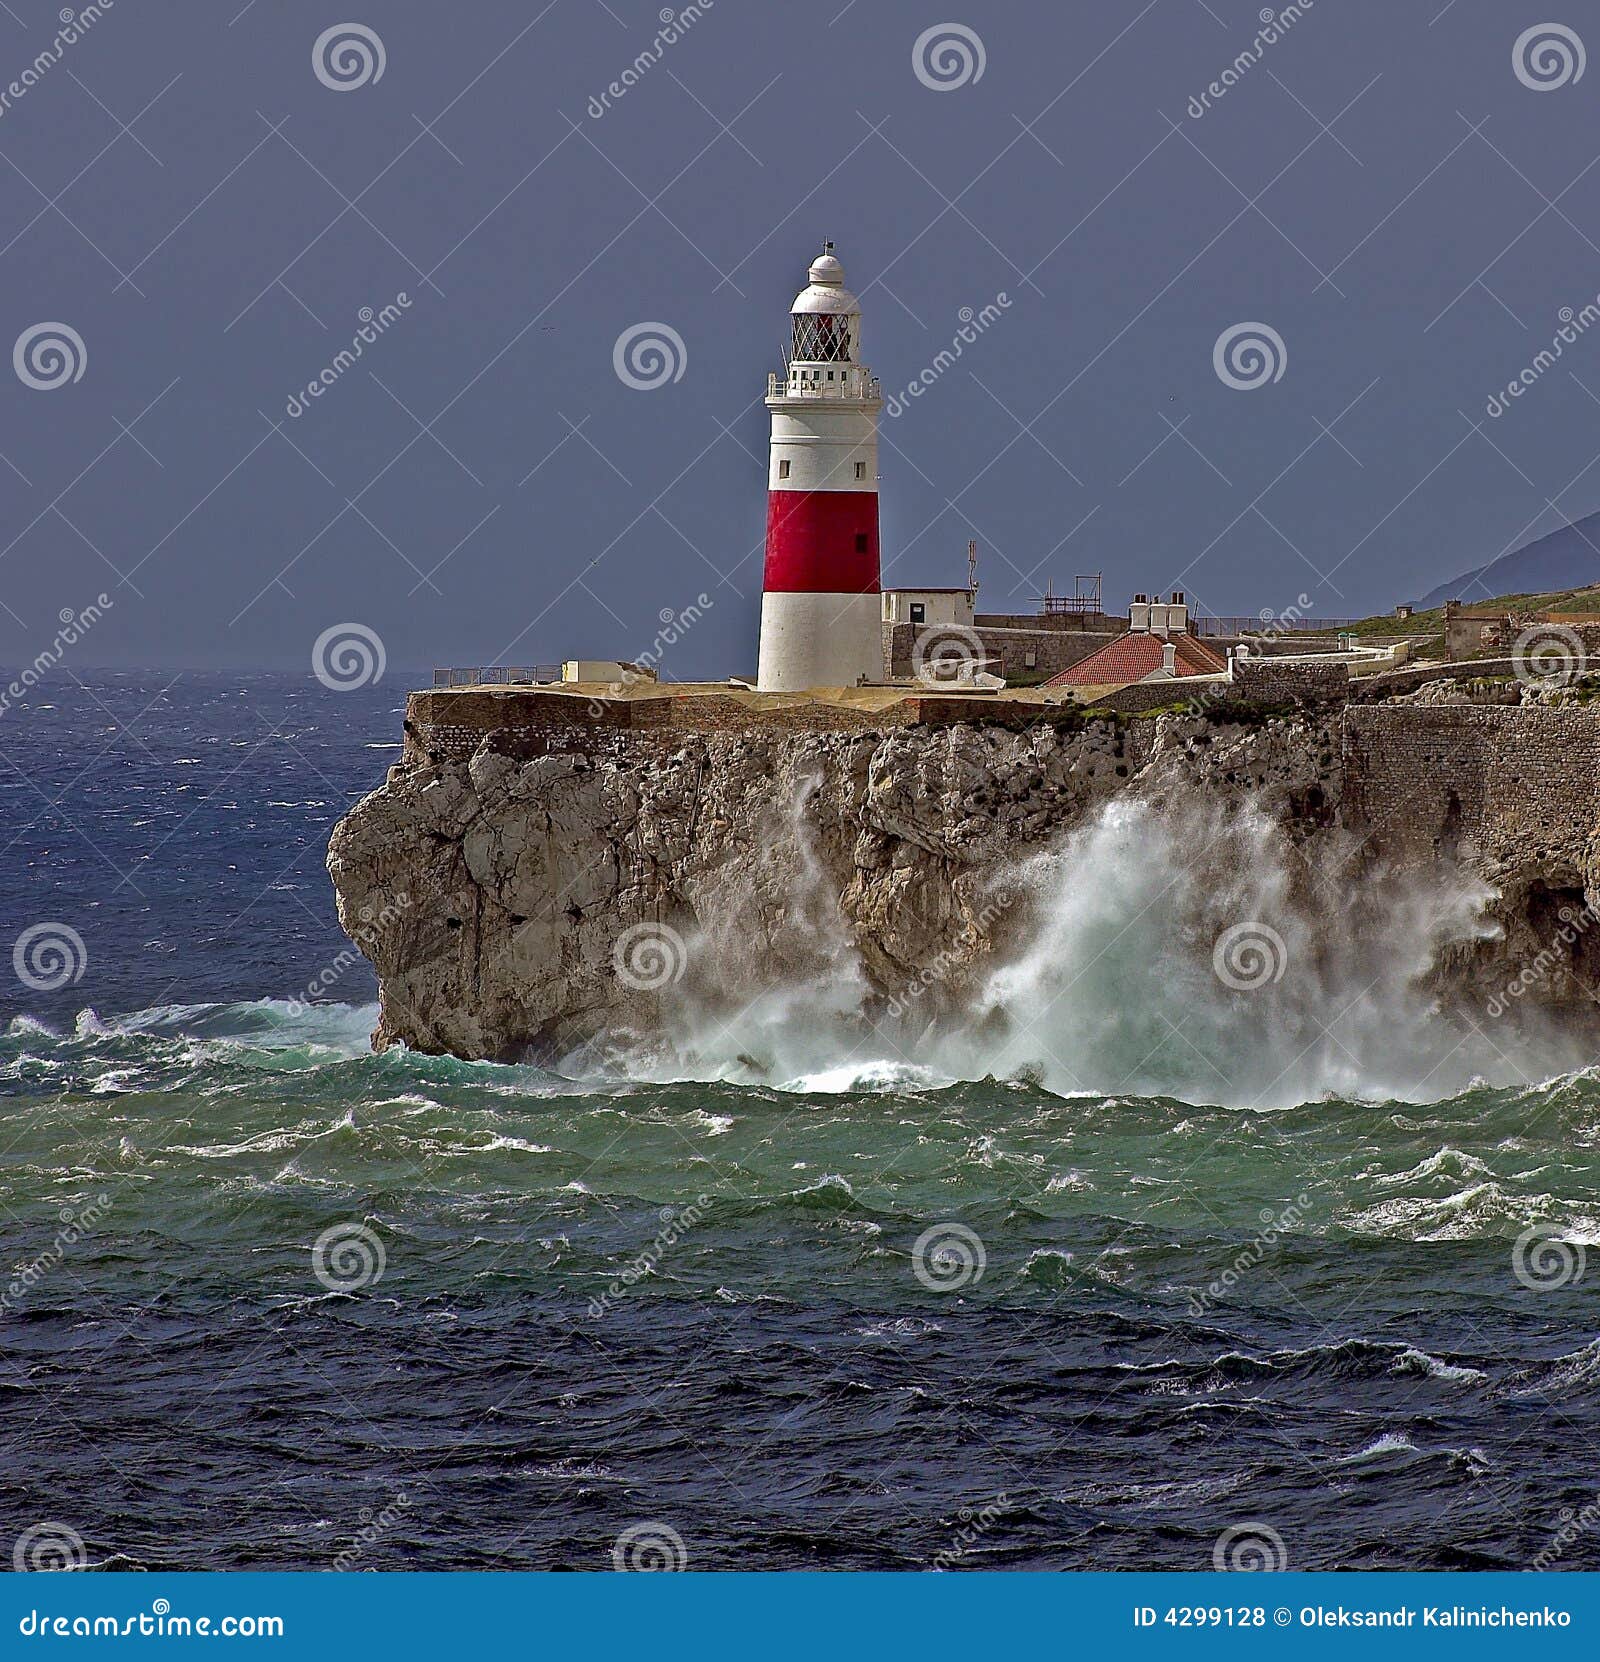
[432,667,561,687]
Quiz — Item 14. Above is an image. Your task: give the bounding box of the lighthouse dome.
[793,245,860,316]
[809,251,846,286]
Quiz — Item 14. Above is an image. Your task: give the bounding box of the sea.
[2,672,1599,1571]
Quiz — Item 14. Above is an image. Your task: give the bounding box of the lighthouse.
[756,244,885,691]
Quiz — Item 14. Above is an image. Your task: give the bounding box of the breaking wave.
[596,794,1589,1107]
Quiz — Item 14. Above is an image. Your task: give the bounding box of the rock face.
[327,686,1600,1066]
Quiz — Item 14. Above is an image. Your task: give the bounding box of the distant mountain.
[1415,509,1600,609]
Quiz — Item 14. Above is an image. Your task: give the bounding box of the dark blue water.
[3,675,1599,1572]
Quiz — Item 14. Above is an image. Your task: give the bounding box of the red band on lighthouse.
[763,492,880,594]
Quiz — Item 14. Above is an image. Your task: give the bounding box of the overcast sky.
[3,0,1599,674]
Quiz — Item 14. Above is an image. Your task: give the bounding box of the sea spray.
[584,792,1594,1106]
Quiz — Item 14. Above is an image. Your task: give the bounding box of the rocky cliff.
[326,688,1600,1079]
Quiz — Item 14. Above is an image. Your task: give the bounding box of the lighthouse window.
[793,313,853,362]
[855,533,869,554]
[910,603,926,624]
[855,461,867,479]
[778,459,791,479]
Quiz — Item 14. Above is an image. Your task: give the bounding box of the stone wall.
[1231,659,1351,706]
[1342,705,1600,879]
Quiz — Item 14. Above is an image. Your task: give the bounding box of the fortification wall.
[1342,705,1600,878]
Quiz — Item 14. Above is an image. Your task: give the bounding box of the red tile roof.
[1045,631,1226,688]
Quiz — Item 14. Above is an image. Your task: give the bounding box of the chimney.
[1161,640,1177,675]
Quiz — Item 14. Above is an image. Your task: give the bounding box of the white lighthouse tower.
[756,244,885,692]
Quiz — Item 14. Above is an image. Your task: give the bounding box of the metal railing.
[1192,616,1359,637]
[767,371,882,401]
[432,666,560,687]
